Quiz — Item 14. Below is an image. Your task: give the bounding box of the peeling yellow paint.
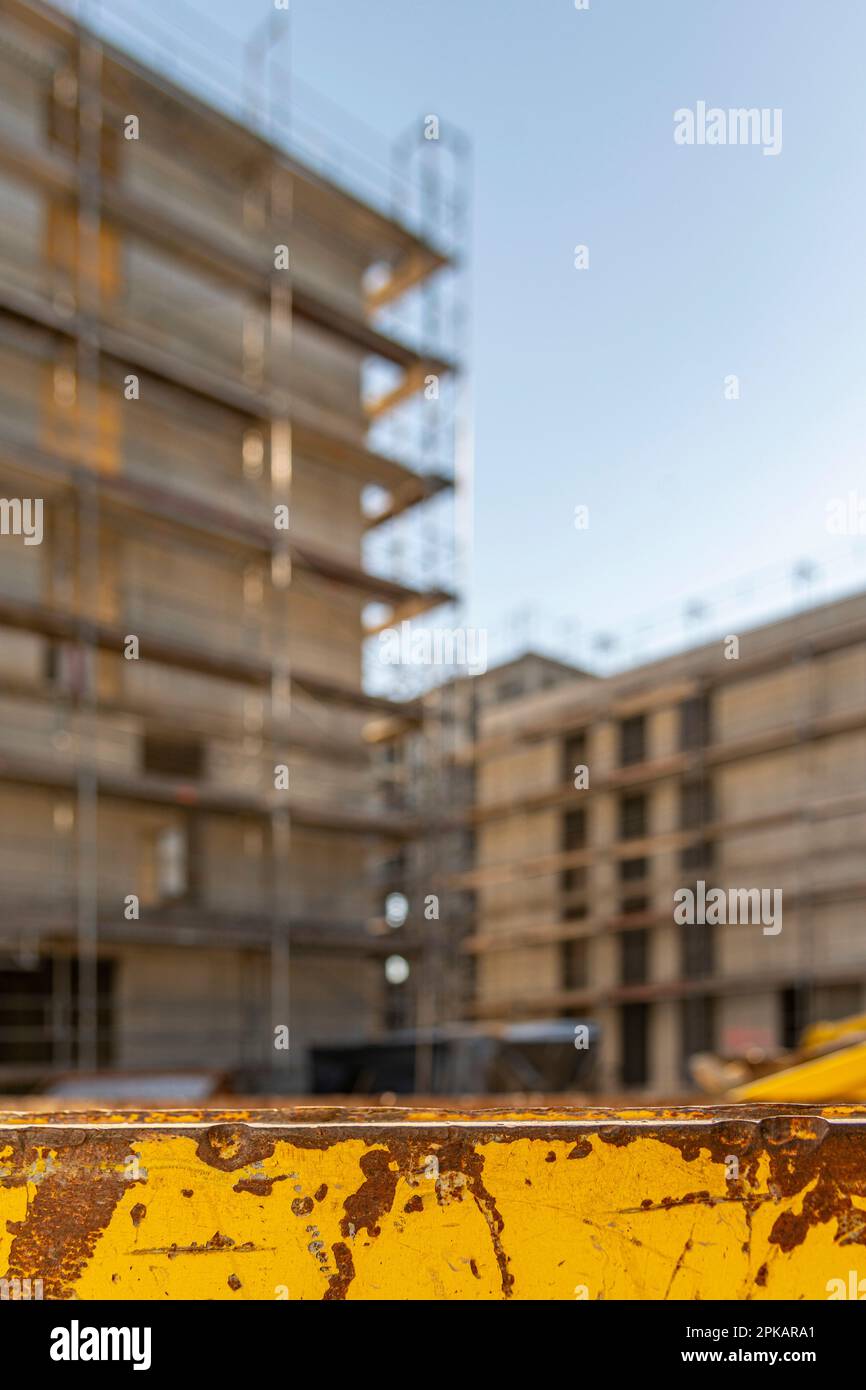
[0,1106,864,1300]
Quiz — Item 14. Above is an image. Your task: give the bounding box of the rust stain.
[195,1125,276,1172]
[228,1273,242,1291]
[404,1195,423,1214]
[600,1114,866,1255]
[130,1202,147,1227]
[323,1241,355,1301]
[620,1189,765,1213]
[326,1136,514,1301]
[234,1176,287,1197]
[341,1149,401,1240]
[291,1196,314,1217]
[0,1129,141,1300]
[314,1183,328,1202]
[836,1207,866,1245]
[132,1232,262,1258]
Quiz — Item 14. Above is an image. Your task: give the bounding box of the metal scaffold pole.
[74,7,103,1072]
[268,152,294,1082]
[386,113,472,1093]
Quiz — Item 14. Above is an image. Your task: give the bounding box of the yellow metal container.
[1,1105,865,1300]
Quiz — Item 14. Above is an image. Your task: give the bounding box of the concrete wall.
[469,600,866,1094]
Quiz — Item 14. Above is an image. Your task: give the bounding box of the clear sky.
[85,0,866,668]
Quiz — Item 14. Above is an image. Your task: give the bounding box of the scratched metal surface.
[1,1105,865,1299]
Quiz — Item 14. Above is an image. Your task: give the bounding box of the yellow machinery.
[693,1012,866,1103]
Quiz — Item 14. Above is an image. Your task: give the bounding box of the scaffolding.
[0,0,465,1086]
[350,108,475,1088]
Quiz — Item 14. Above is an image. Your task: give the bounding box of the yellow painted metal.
[729,1041,866,1102]
[801,1012,866,1050]
[1,1105,865,1300]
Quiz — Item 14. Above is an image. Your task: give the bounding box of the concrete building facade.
[459,594,866,1095]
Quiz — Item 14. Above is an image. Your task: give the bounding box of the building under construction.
[0,0,464,1088]
[457,592,866,1096]
[373,651,580,1091]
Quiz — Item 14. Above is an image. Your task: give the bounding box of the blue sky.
[90,0,866,667]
